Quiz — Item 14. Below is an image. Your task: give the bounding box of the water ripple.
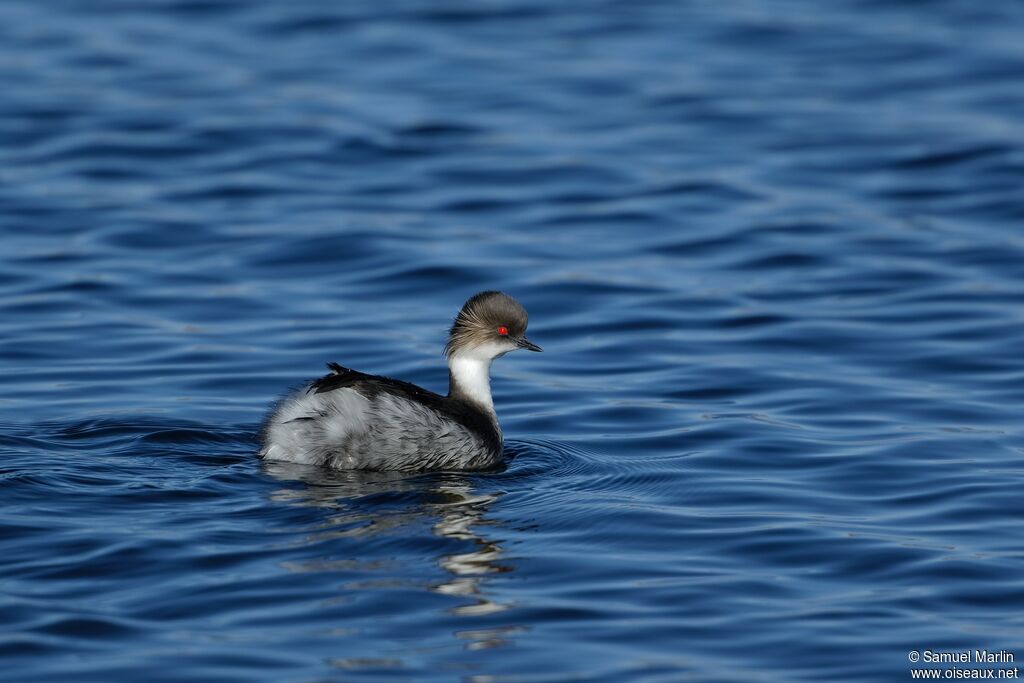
[3,0,1024,680]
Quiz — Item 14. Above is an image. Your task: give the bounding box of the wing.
[312,362,445,407]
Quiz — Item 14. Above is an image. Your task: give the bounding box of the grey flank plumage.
[259,364,502,471]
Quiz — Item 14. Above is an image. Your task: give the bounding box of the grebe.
[259,291,541,471]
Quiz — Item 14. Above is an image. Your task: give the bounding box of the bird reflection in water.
[261,461,523,654]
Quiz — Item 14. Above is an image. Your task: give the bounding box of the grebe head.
[445,291,540,412]
[445,291,542,361]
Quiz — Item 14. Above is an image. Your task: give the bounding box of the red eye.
[498,326,509,336]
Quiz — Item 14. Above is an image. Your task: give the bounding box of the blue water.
[2,1,1024,681]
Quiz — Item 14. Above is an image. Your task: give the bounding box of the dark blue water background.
[2,1,1024,681]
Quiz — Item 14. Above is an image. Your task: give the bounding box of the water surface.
[2,1,1024,681]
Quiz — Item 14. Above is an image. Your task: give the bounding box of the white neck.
[448,354,495,414]
[448,339,514,415]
